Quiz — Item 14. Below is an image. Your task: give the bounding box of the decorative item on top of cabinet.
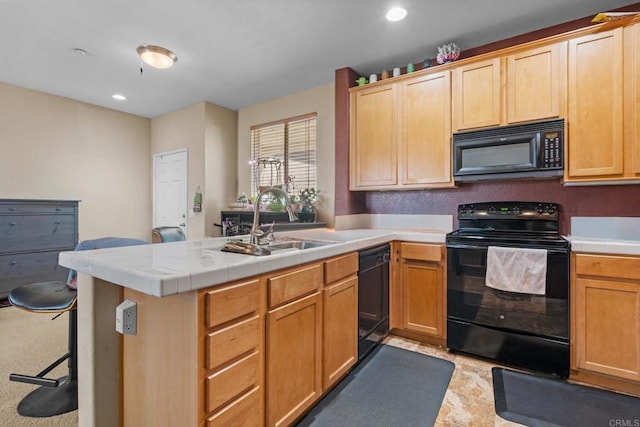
[436,42,460,64]
[571,253,640,397]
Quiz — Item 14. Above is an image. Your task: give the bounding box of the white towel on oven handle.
[485,246,547,295]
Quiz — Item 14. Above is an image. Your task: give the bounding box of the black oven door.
[446,244,569,341]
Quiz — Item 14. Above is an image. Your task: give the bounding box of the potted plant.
[297,188,320,222]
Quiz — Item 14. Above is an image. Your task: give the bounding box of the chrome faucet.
[249,187,297,245]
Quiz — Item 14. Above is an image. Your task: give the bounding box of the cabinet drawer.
[575,254,640,281]
[206,386,261,427]
[324,253,358,285]
[268,263,323,309]
[400,243,442,262]
[0,251,69,294]
[206,315,260,370]
[0,215,77,253]
[205,279,260,329]
[206,351,260,414]
[0,202,76,215]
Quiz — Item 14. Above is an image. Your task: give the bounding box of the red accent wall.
[334,5,640,232]
[364,182,640,235]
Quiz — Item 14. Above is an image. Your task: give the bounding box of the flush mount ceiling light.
[136,45,177,69]
[386,7,407,22]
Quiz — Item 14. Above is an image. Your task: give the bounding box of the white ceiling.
[0,0,636,118]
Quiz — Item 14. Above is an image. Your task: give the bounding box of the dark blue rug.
[297,344,455,427]
[493,367,640,427]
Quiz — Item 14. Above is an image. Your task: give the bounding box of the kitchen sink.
[220,237,338,256]
[267,239,336,251]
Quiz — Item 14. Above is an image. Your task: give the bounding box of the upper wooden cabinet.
[506,43,564,124]
[452,58,501,130]
[400,71,453,186]
[349,70,454,190]
[565,24,640,183]
[349,83,398,188]
[452,43,565,131]
[566,28,625,180]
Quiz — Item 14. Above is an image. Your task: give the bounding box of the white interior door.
[153,149,188,235]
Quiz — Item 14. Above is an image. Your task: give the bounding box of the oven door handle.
[446,244,569,254]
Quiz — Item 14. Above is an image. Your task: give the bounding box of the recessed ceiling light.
[112,94,127,101]
[386,7,407,22]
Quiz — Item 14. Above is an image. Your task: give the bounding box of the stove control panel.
[458,202,559,220]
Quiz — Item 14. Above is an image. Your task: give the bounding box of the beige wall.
[205,103,238,237]
[0,82,152,241]
[151,101,237,238]
[237,83,335,227]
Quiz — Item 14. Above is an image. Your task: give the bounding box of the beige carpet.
[0,306,78,426]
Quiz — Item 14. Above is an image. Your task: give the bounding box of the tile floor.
[383,335,523,427]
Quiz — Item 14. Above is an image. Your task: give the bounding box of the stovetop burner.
[447,202,569,249]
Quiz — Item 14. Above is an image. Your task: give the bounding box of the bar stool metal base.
[16,376,78,417]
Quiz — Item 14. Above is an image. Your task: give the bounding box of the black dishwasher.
[358,244,390,361]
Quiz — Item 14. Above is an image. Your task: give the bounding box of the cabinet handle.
[9,222,16,226]
[54,221,61,225]
[10,261,16,266]
[9,207,16,211]
[56,207,62,211]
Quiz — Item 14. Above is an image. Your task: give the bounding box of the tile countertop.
[58,228,447,298]
[568,216,640,257]
[567,236,640,257]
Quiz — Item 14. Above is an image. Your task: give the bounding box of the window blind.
[250,113,317,197]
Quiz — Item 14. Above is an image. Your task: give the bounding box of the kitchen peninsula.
[59,227,448,427]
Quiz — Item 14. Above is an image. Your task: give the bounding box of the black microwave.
[452,118,564,182]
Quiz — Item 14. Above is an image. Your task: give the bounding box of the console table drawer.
[0,251,69,292]
[1,215,77,252]
[0,203,76,215]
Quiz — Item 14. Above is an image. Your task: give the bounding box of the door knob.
[180,223,186,227]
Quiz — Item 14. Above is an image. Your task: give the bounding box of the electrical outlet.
[115,300,137,335]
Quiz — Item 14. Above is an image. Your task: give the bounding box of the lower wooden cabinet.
[121,251,359,426]
[395,243,446,344]
[323,276,358,389]
[266,291,323,427]
[572,253,640,395]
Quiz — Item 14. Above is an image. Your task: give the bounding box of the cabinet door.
[628,23,640,176]
[575,277,640,381]
[266,292,322,427]
[349,84,398,189]
[507,43,562,124]
[400,71,453,186]
[452,58,501,130]
[567,28,624,178]
[401,258,445,338]
[323,276,358,389]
